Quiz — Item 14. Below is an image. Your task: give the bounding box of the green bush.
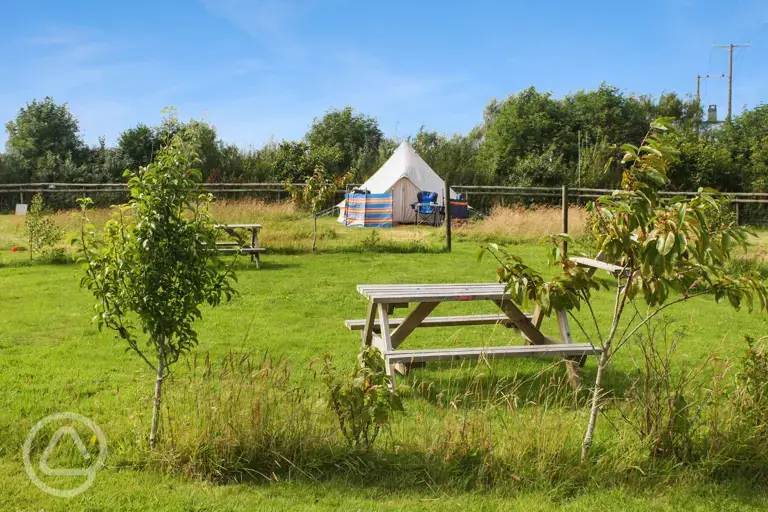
[323,346,403,450]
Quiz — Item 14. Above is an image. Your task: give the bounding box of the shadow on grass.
[402,360,585,410]
[0,253,75,268]
[230,260,302,271]
[263,243,446,255]
[146,440,768,505]
[396,357,638,412]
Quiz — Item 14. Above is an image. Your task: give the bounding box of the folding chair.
[411,191,439,226]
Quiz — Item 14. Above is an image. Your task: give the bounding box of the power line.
[735,46,747,69]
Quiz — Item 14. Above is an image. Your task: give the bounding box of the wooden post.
[735,202,740,226]
[444,180,452,253]
[561,184,569,257]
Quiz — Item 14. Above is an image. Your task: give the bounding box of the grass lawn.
[2,211,768,510]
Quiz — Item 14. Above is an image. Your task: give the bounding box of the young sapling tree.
[287,167,351,251]
[24,193,62,260]
[76,116,237,448]
[485,119,768,462]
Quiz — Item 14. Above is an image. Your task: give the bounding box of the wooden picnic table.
[346,283,602,389]
[214,224,266,268]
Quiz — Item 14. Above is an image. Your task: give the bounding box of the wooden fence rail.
[3,183,768,206]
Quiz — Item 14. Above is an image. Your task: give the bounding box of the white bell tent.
[337,141,456,224]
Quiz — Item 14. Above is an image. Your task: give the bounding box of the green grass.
[4,457,767,512]
[2,211,768,510]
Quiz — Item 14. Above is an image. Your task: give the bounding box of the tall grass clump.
[146,352,337,482]
[698,335,768,477]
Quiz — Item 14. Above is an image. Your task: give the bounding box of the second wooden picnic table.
[215,224,266,268]
[346,283,602,389]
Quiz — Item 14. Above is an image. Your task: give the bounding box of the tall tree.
[410,127,485,184]
[274,140,343,183]
[186,119,222,181]
[306,107,383,177]
[563,84,651,149]
[475,87,566,184]
[4,97,85,182]
[5,97,83,161]
[118,124,158,172]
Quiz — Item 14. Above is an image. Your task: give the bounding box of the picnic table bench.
[346,283,602,389]
[214,224,266,268]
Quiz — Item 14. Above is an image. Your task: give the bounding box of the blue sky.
[1,0,767,149]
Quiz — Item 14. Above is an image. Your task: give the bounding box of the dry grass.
[457,205,587,243]
[210,199,302,224]
[0,200,599,256]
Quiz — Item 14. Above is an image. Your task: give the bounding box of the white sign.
[15,203,28,215]
[23,412,107,498]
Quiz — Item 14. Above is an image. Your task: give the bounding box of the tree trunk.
[312,215,318,252]
[580,276,630,463]
[149,342,165,450]
[581,348,609,462]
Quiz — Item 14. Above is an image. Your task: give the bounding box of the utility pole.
[696,74,700,102]
[577,130,581,190]
[713,43,750,122]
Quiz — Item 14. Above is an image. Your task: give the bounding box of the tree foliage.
[271,141,342,182]
[484,118,768,462]
[306,107,383,178]
[5,97,83,163]
[4,97,84,183]
[76,114,237,447]
[476,87,566,184]
[286,167,351,250]
[24,193,62,260]
[410,127,487,184]
[323,346,403,450]
[1,87,766,206]
[117,123,158,172]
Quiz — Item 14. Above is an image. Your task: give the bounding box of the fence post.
[445,180,452,253]
[735,202,740,226]
[561,184,569,257]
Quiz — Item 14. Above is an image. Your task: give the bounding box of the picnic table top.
[357,283,509,303]
[216,223,263,229]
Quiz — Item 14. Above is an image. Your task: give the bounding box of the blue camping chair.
[411,191,440,226]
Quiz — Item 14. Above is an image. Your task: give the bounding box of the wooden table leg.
[377,304,398,388]
[252,228,261,269]
[362,300,377,347]
[388,301,439,376]
[556,310,581,390]
[525,304,543,345]
[494,299,549,346]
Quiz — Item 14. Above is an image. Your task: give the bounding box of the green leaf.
[657,231,675,256]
